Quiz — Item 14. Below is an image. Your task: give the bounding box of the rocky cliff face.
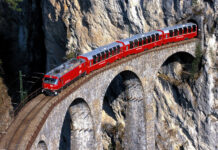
[41,0,217,70]
[0,0,46,104]
[0,0,217,76]
[0,77,13,138]
[41,1,217,148]
[0,0,217,149]
[154,35,217,150]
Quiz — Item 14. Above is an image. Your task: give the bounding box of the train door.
[59,78,64,89]
[192,24,197,37]
[169,30,173,43]
[187,26,192,39]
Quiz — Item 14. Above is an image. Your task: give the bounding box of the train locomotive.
[42,23,197,96]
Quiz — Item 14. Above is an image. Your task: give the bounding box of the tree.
[5,0,23,12]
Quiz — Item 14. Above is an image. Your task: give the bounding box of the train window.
[134,39,138,47]
[184,27,187,34]
[174,29,178,36]
[93,55,96,64]
[147,36,151,43]
[169,30,173,37]
[101,52,105,60]
[138,38,142,46]
[156,34,159,41]
[113,47,117,55]
[143,37,147,45]
[130,41,134,49]
[106,50,109,58]
[193,25,196,32]
[117,45,120,53]
[109,48,113,56]
[166,34,168,38]
[97,54,101,62]
[151,34,155,42]
[188,26,191,33]
[44,78,57,84]
[179,28,182,35]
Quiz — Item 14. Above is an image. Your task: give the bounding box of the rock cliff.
[41,0,217,70]
[0,0,217,149]
[154,35,217,150]
[0,0,217,77]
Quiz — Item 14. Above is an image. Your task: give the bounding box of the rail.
[13,88,42,116]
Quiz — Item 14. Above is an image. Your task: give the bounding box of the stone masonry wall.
[30,41,197,150]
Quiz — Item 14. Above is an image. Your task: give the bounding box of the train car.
[77,42,124,73]
[161,23,197,44]
[42,23,197,96]
[42,58,87,95]
[119,30,164,56]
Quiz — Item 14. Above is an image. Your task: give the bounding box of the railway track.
[0,38,198,150]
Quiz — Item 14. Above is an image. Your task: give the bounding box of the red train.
[42,23,198,96]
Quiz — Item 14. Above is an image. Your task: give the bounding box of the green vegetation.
[158,73,182,86]
[192,0,198,6]
[65,52,77,60]
[64,50,80,60]
[210,26,215,35]
[5,0,23,12]
[191,43,202,79]
[191,0,204,16]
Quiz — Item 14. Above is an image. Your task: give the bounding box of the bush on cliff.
[5,0,22,12]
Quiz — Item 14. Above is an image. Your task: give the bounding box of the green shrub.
[64,49,80,60]
[65,52,77,60]
[191,43,202,79]
[5,0,23,12]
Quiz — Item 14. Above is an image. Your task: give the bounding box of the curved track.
[0,95,54,149]
[0,39,198,150]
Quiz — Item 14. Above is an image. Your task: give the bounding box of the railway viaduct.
[0,39,199,150]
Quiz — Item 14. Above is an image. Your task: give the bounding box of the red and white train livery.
[42,23,198,96]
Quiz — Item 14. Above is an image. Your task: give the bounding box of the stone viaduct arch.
[0,40,198,150]
[31,41,196,150]
[102,71,146,149]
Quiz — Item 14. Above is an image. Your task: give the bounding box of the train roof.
[119,30,163,45]
[80,42,123,60]
[161,23,196,33]
[45,58,84,78]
